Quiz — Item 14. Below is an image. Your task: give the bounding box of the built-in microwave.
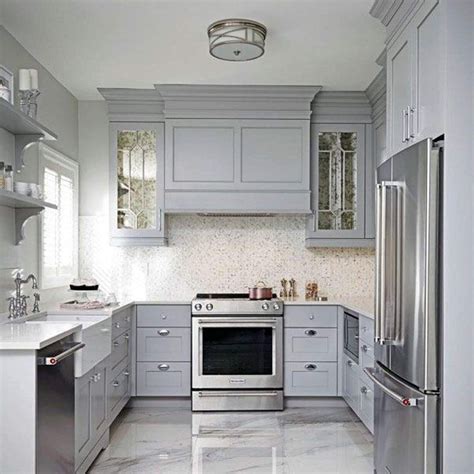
[343,311,359,363]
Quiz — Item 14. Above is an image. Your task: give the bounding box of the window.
[39,144,79,289]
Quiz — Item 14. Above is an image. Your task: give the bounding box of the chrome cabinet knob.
[347,360,354,367]
[309,314,315,320]
[123,370,130,377]
[112,380,120,387]
[161,314,167,319]
[125,333,129,340]
[194,303,202,311]
[206,303,213,311]
[158,364,170,371]
[262,303,269,310]
[113,341,119,347]
[115,322,120,328]
[304,363,317,371]
[362,345,369,353]
[158,329,170,336]
[360,386,368,394]
[305,329,317,336]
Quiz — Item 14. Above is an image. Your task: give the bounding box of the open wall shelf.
[0,189,57,245]
[0,98,57,171]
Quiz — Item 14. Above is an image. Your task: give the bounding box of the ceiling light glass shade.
[208,19,267,61]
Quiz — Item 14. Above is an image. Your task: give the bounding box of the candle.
[29,69,38,90]
[19,69,31,90]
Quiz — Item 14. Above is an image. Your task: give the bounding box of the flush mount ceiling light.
[207,19,267,61]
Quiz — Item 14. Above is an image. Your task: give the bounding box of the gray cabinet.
[75,361,108,471]
[306,123,375,247]
[137,304,191,327]
[284,305,338,328]
[109,122,167,246]
[164,118,311,213]
[342,354,360,411]
[284,362,337,396]
[137,327,190,362]
[386,0,442,156]
[107,359,131,423]
[284,328,337,362]
[137,362,191,396]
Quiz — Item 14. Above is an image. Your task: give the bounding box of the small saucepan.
[248,281,273,300]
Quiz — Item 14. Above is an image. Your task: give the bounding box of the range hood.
[156,85,321,215]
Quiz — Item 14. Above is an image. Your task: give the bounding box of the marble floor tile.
[90,407,373,474]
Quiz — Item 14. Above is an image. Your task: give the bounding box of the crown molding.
[154,84,322,119]
[370,0,404,26]
[311,91,372,124]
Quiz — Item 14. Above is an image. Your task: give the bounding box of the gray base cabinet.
[284,305,338,396]
[136,304,191,397]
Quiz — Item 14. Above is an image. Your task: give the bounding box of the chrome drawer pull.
[305,329,317,336]
[112,381,120,387]
[305,363,317,371]
[113,341,119,347]
[158,329,170,336]
[158,364,170,371]
[125,333,129,340]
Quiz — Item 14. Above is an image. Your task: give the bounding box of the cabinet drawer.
[284,328,337,362]
[359,377,374,434]
[360,342,374,373]
[108,364,130,421]
[359,317,374,345]
[110,331,130,376]
[136,362,191,396]
[284,305,337,328]
[137,327,190,362]
[284,362,337,396]
[112,307,132,339]
[342,354,360,411]
[137,305,191,327]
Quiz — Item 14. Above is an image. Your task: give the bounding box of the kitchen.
[0,1,472,473]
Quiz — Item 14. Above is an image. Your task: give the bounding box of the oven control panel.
[191,298,284,316]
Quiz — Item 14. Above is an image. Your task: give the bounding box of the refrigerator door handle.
[364,367,420,407]
[375,184,385,343]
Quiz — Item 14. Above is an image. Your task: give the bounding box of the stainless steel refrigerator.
[365,138,442,474]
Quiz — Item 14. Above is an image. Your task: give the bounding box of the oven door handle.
[197,391,280,397]
[197,319,277,324]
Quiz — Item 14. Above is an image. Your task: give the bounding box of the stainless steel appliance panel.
[343,311,359,363]
[192,390,284,411]
[36,337,84,473]
[367,364,439,474]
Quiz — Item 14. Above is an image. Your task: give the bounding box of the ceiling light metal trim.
[207,18,267,62]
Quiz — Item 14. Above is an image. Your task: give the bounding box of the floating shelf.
[0,98,58,171]
[0,189,57,245]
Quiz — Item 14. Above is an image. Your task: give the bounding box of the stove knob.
[262,303,269,310]
[206,303,214,311]
[194,303,202,311]
[273,303,280,311]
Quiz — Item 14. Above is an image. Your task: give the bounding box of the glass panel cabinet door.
[110,122,166,245]
[308,124,366,239]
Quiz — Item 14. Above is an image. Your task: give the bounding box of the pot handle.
[256,281,267,288]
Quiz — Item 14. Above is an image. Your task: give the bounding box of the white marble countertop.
[0,320,81,350]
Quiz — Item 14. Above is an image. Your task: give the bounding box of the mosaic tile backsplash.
[80,215,375,302]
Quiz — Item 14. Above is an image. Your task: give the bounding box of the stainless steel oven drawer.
[192,390,283,411]
[137,305,191,327]
[284,362,337,396]
[284,328,337,362]
[284,306,337,328]
[137,362,191,396]
[137,327,191,362]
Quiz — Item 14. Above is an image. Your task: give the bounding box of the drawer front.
[342,354,360,411]
[108,365,130,420]
[359,317,374,345]
[359,377,374,434]
[137,362,191,396]
[284,328,337,362]
[360,342,375,373]
[284,305,337,328]
[110,331,130,374]
[137,327,191,362]
[137,304,191,327]
[112,307,132,339]
[284,362,337,396]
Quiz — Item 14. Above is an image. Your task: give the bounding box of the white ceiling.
[1,0,385,100]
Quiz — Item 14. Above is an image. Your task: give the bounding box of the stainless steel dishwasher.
[36,336,84,473]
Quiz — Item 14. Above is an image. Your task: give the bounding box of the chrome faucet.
[8,272,39,319]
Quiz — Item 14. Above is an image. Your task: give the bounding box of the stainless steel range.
[191,293,284,411]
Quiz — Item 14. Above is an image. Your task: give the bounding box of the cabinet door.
[137,327,191,362]
[109,122,166,245]
[284,362,337,396]
[75,374,92,466]
[284,328,337,362]
[308,124,366,239]
[90,365,107,439]
[413,2,443,141]
[342,355,360,411]
[136,362,191,396]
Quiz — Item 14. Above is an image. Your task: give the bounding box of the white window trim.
[38,143,79,290]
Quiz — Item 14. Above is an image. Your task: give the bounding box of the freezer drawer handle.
[38,342,85,366]
[364,368,418,407]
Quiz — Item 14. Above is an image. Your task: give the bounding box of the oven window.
[202,328,273,375]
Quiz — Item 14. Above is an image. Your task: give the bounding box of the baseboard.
[128,397,192,408]
[284,397,347,408]
[76,429,109,474]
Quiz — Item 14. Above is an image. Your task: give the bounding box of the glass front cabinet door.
[306,123,372,246]
[109,122,167,246]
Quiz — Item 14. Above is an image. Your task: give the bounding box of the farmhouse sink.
[27,314,112,377]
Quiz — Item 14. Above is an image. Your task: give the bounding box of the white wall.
[0,26,78,313]
[441,2,474,472]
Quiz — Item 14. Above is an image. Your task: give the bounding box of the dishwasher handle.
[38,342,85,366]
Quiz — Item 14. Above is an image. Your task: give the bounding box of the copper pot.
[248,281,273,300]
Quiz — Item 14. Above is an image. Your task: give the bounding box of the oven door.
[192,316,283,389]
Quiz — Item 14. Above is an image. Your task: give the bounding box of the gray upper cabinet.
[306,123,374,247]
[109,122,167,246]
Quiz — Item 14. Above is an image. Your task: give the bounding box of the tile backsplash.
[80,215,375,303]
